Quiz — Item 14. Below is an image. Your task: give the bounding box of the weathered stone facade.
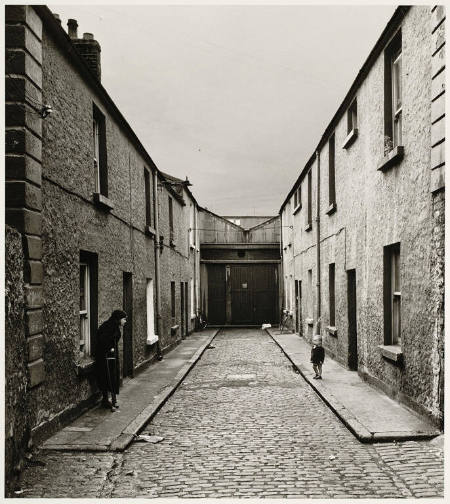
[5,5,201,486]
[281,6,444,426]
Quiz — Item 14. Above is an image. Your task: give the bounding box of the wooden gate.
[206,264,278,325]
[207,265,226,325]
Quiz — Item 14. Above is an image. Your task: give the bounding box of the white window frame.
[189,204,195,248]
[146,279,158,344]
[390,250,401,346]
[392,50,402,147]
[80,262,91,356]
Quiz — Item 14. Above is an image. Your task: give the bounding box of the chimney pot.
[83,33,94,41]
[67,19,78,39]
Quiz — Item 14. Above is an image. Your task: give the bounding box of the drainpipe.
[315,149,321,335]
[153,170,163,360]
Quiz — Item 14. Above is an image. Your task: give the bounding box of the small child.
[310,335,325,379]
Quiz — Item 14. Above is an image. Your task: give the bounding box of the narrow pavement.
[16,329,444,498]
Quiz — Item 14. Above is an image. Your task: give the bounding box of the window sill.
[378,344,403,363]
[342,128,358,149]
[305,223,312,232]
[145,225,156,237]
[146,334,159,346]
[326,202,337,215]
[326,325,338,336]
[93,193,114,211]
[377,145,404,172]
[305,318,314,326]
[171,325,179,335]
[77,358,95,377]
[293,203,302,215]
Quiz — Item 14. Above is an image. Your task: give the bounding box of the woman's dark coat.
[95,317,121,394]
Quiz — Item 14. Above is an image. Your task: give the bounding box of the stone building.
[5,5,201,480]
[199,210,281,326]
[280,5,445,426]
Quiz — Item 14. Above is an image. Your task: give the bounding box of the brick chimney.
[67,19,101,81]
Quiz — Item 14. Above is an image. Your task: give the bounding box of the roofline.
[279,5,410,214]
[34,6,194,206]
[198,207,246,230]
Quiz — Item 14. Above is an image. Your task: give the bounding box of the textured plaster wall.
[283,7,441,421]
[5,227,29,486]
[29,26,197,434]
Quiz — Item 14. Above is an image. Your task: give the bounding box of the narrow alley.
[16,329,444,499]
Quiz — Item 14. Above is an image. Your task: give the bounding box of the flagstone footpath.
[16,329,444,498]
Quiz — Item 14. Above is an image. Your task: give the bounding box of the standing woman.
[95,309,127,411]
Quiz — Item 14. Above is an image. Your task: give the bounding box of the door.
[180,281,185,338]
[231,265,253,324]
[295,280,299,333]
[122,272,133,378]
[252,265,277,325]
[347,269,358,370]
[207,265,226,325]
[184,282,189,335]
[229,264,278,325]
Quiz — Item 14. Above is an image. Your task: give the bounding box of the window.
[384,31,402,153]
[146,279,156,338]
[384,243,401,346]
[92,104,107,196]
[293,185,301,211]
[189,204,195,248]
[79,262,90,356]
[307,170,312,229]
[329,263,336,327]
[79,251,98,358]
[328,133,336,209]
[169,197,174,245]
[171,281,176,319]
[144,168,152,229]
[347,99,357,134]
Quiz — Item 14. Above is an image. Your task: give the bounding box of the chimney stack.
[67,20,101,81]
[67,18,78,39]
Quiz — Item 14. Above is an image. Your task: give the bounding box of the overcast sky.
[53,3,395,216]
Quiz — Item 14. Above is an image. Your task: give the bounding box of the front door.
[180,281,185,338]
[347,269,358,370]
[122,272,133,378]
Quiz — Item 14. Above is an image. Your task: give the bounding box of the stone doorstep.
[266,329,440,443]
[40,330,220,453]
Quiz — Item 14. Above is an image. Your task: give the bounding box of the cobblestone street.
[17,329,444,498]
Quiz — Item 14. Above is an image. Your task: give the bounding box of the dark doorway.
[295,280,302,336]
[122,272,133,378]
[184,282,189,335]
[347,269,358,371]
[207,265,227,325]
[180,281,185,338]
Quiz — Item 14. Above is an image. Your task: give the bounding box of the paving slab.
[266,329,440,443]
[42,329,219,452]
